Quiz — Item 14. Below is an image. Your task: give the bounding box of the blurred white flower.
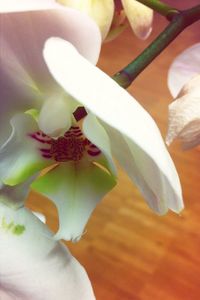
[168,43,200,98]
[167,43,200,149]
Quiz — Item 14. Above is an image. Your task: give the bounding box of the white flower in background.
[57,0,153,40]
[168,43,200,98]
[0,199,95,300]
[120,0,153,40]
[167,43,200,149]
[1,0,183,243]
[167,75,200,149]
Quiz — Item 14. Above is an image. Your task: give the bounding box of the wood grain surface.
[28,1,200,299]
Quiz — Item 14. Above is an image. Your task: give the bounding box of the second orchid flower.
[57,0,153,40]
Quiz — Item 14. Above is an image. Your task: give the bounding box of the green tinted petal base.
[0,113,52,186]
[32,162,116,241]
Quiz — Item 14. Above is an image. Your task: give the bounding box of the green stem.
[134,0,179,20]
[113,5,200,89]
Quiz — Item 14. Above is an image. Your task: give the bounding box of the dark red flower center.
[30,126,101,162]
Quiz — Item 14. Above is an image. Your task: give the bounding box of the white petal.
[104,126,168,213]
[0,113,51,186]
[0,3,101,144]
[57,0,114,40]
[0,202,95,300]
[82,113,117,177]
[32,162,116,241]
[168,43,200,97]
[122,0,153,39]
[166,75,200,148]
[0,1,101,66]
[0,41,40,145]
[178,119,200,149]
[44,38,183,214]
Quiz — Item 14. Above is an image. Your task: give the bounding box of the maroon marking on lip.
[87,149,101,156]
[71,129,82,133]
[83,139,91,146]
[90,144,98,149]
[29,134,46,143]
[42,154,52,159]
[29,133,51,144]
[71,126,80,129]
[40,148,51,153]
[72,133,83,137]
[29,125,101,162]
[65,131,82,136]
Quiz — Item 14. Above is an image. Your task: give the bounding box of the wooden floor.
[28,1,200,299]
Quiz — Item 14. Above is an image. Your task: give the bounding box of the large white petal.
[104,126,168,213]
[0,2,101,144]
[168,43,200,97]
[32,162,116,241]
[44,38,183,214]
[0,202,95,300]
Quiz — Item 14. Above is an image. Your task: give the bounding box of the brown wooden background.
[28,1,200,299]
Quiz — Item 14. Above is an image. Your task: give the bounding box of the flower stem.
[113,4,200,89]
[133,0,179,20]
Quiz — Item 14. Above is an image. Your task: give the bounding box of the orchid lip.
[29,125,101,162]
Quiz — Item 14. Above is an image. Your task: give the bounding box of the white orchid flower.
[0,0,116,242]
[1,0,183,242]
[167,43,200,149]
[57,0,153,40]
[0,198,95,299]
[43,39,183,214]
